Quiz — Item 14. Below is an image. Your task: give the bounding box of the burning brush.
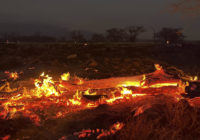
[0,64,200,127]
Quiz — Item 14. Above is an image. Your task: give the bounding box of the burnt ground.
[1,42,200,140]
[0,42,200,79]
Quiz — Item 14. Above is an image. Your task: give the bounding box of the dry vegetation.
[2,95,200,140]
[0,42,200,139]
[119,98,200,140]
[0,42,200,77]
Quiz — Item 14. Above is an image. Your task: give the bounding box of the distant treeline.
[0,26,185,44]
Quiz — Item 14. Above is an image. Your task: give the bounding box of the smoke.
[171,0,200,16]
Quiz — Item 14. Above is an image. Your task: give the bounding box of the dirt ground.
[0,42,200,79]
[1,43,200,140]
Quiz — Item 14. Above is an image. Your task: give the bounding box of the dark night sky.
[0,0,200,40]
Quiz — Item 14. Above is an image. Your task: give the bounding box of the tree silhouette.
[156,28,185,45]
[125,26,146,42]
[106,28,127,42]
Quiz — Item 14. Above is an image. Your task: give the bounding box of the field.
[1,42,200,77]
[1,42,200,140]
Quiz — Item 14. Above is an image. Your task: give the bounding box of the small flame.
[0,64,184,126]
[190,76,198,81]
[87,103,98,108]
[154,64,163,71]
[69,90,82,105]
[106,96,123,104]
[112,122,124,130]
[97,122,124,139]
[34,73,59,97]
[77,79,84,85]
[73,122,124,139]
[10,72,19,80]
[5,71,19,80]
[118,81,141,87]
[84,89,97,96]
[149,83,178,88]
[61,73,70,81]
[69,99,82,105]
[120,88,132,95]
[40,72,45,77]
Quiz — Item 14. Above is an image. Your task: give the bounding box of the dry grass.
[1,95,200,139]
[118,98,200,140]
[1,43,200,139]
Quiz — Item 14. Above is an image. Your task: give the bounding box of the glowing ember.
[69,90,82,105]
[34,73,60,97]
[87,103,98,108]
[120,88,132,95]
[118,81,141,87]
[132,93,147,97]
[9,72,19,80]
[154,64,163,71]
[61,72,70,81]
[0,64,189,127]
[1,135,10,140]
[83,89,97,96]
[190,76,198,81]
[97,122,124,139]
[69,99,82,105]
[73,122,124,139]
[4,71,19,80]
[149,83,178,88]
[106,96,124,104]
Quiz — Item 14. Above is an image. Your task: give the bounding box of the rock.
[67,54,77,59]
[89,59,98,67]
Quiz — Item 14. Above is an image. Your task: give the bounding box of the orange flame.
[5,71,19,80]
[73,122,124,139]
[61,72,70,81]
[34,73,60,97]
[0,64,185,126]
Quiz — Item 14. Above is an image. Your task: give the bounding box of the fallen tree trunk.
[80,86,181,96]
[60,74,143,91]
[59,65,181,92]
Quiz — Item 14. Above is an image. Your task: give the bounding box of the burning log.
[60,64,181,93]
[60,75,142,91]
[0,64,196,126]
